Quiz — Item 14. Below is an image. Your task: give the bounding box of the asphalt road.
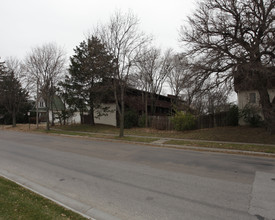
[0,130,275,220]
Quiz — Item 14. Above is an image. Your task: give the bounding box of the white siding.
[238,89,275,109]
[67,112,81,124]
[49,111,81,124]
[94,104,117,126]
[52,104,117,126]
[237,89,275,125]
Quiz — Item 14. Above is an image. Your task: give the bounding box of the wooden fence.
[144,111,231,130]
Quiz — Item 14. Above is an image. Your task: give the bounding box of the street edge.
[0,170,96,220]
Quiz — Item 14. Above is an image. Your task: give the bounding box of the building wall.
[49,111,81,124]
[47,111,82,125]
[67,112,81,124]
[94,104,117,126]
[49,111,59,124]
[238,89,275,108]
[237,89,275,125]
[48,104,117,126]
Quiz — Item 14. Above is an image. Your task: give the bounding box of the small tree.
[227,105,239,126]
[95,10,152,137]
[167,54,189,99]
[240,104,263,127]
[172,111,196,131]
[133,47,173,126]
[23,43,66,130]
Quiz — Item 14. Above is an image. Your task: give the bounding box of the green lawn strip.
[44,129,109,138]
[114,136,159,143]
[40,126,275,152]
[53,125,275,145]
[44,129,159,143]
[165,140,275,154]
[55,124,118,134]
[0,176,87,220]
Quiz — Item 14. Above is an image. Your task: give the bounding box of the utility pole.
[36,78,39,129]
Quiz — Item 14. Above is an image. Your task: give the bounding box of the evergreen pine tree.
[0,60,28,127]
[61,36,115,125]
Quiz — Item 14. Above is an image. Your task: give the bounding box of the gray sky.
[1,0,197,61]
[1,0,237,101]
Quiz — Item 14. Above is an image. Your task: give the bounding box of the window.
[249,93,256,103]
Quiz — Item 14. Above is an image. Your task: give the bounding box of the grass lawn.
[54,124,275,145]
[4,124,275,153]
[46,124,275,154]
[0,176,87,220]
[165,140,275,154]
[46,129,158,143]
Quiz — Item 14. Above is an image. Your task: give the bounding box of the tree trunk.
[119,86,125,137]
[145,92,148,127]
[46,108,50,130]
[12,110,16,127]
[113,80,124,137]
[51,95,55,126]
[46,96,50,131]
[90,107,95,126]
[51,108,55,126]
[80,111,84,124]
[63,102,66,125]
[258,87,274,134]
[150,93,154,115]
[89,91,95,125]
[63,115,66,125]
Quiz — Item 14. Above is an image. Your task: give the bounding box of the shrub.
[227,105,239,126]
[138,114,146,127]
[240,104,263,127]
[124,109,139,128]
[172,111,196,131]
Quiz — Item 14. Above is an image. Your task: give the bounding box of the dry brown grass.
[3,124,275,145]
[1,124,46,132]
[125,126,275,145]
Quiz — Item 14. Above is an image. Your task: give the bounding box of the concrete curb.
[159,143,275,158]
[48,131,275,158]
[0,170,121,220]
[3,129,275,158]
[51,129,275,147]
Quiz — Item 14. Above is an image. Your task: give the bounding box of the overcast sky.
[1,0,197,61]
[1,0,238,100]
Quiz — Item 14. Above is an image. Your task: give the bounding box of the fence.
[143,111,231,130]
[196,112,229,129]
[149,116,173,130]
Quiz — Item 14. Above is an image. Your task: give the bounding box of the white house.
[235,74,275,125]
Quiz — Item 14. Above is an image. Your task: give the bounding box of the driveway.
[0,130,275,220]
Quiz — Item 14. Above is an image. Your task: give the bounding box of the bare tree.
[180,0,275,133]
[95,11,152,136]
[23,43,66,130]
[167,54,198,109]
[167,54,186,98]
[192,84,230,115]
[133,47,173,125]
[5,57,22,79]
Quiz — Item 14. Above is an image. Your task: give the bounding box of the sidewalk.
[52,128,275,146]
[51,129,275,158]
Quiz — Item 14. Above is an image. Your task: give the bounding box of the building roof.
[51,95,65,111]
[33,95,65,112]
